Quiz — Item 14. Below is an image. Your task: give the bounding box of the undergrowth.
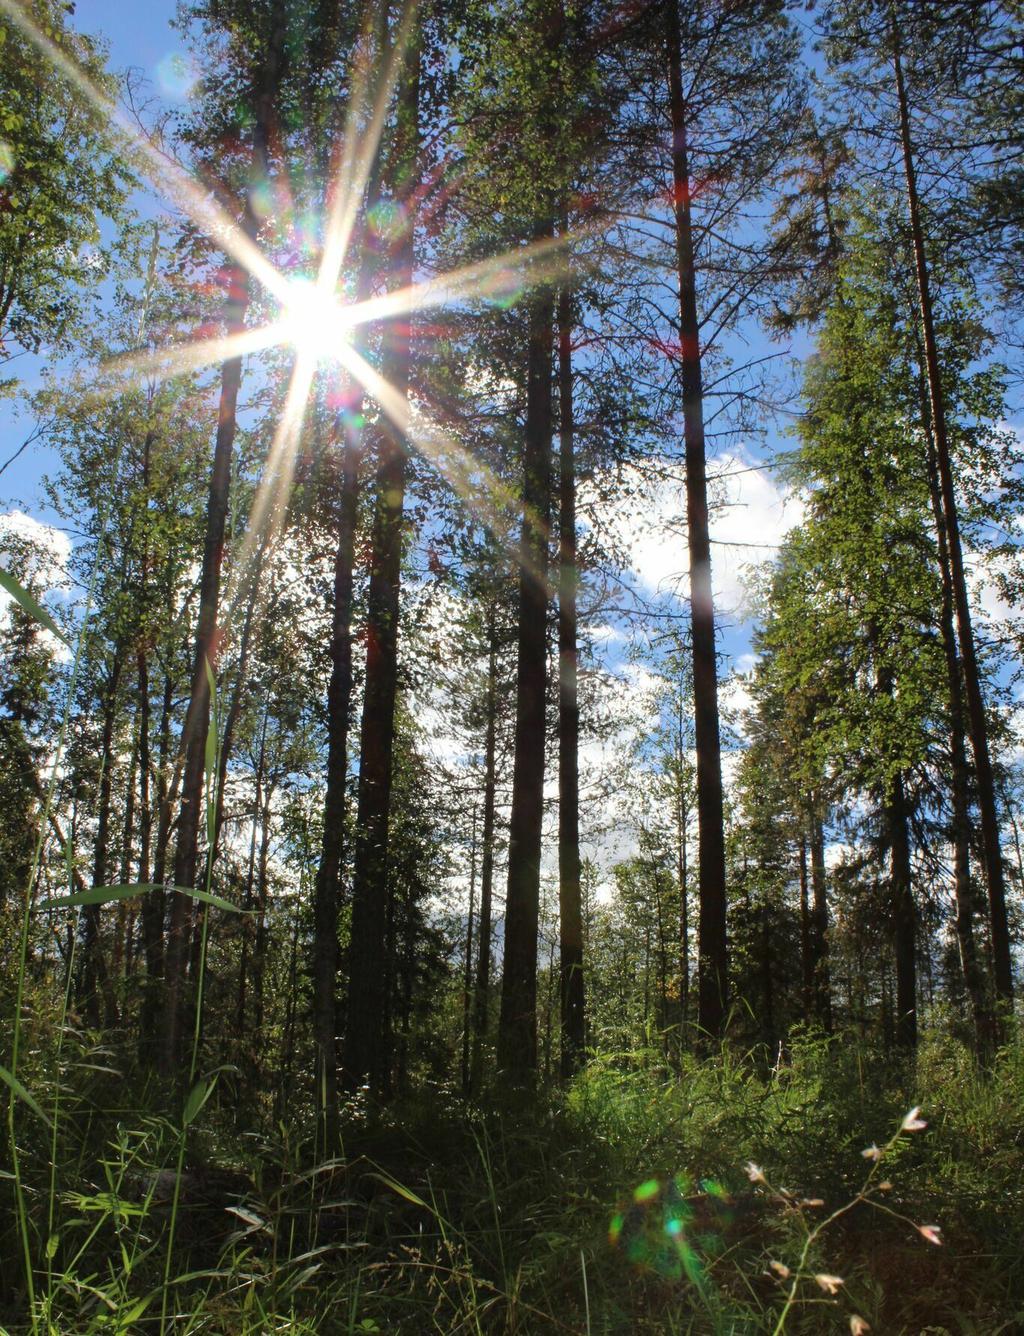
[2,1026,1023,1333]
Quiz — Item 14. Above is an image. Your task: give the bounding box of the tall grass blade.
[44,882,246,913]
[0,566,68,644]
[0,1062,53,1129]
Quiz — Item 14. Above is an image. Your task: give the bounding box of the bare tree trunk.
[808,808,832,1032]
[497,247,555,1083]
[910,353,991,1050]
[892,32,1012,1012]
[675,698,690,1050]
[471,615,499,1092]
[113,731,139,978]
[798,835,813,1022]
[887,772,917,1051]
[163,6,288,1075]
[557,269,585,1076]
[311,394,361,1147]
[82,654,123,1029]
[136,646,162,1058]
[461,810,477,1097]
[343,33,420,1093]
[235,708,268,1043]
[666,0,728,1040]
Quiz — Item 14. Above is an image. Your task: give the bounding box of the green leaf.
[0,567,68,645]
[183,1076,215,1127]
[365,1172,429,1210]
[0,1063,53,1129]
[204,656,219,782]
[44,883,246,914]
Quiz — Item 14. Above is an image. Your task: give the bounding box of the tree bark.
[892,31,1013,1011]
[162,4,288,1075]
[666,0,728,1040]
[496,248,555,1082]
[808,808,832,1032]
[471,612,499,1092]
[311,388,361,1145]
[82,654,123,1030]
[557,271,585,1077]
[461,810,477,1097]
[914,357,991,1050]
[342,33,420,1094]
[887,771,917,1051]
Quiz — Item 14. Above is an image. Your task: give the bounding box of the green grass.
[2,1027,1023,1333]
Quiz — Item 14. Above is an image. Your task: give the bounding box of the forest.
[0,0,1023,1330]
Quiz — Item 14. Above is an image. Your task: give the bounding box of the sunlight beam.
[0,0,292,306]
[102,325,288,387]
[336,340,550,592]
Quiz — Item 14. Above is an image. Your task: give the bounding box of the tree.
[0,0,132,370]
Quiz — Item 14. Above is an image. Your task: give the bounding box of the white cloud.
[581,449,803,616]
[0,510,73,657]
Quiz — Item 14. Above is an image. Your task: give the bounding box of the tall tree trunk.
[343,34,421,1093]
[887,772,917,1051]
[496,248,556,1082]
[892,32,1013,1011]
[471,613,499,1092]
[251,783,275,1056]
[235,708,268,1043]
[911,351,991,1049]
[113,732,139,978]
[675,697,690,1050]
[798,835,813,1021]
[461,810,477,1097]
[666,0,728,1039]
[162,7,288,1075]
[82,654,123,1029]
[211,545,265,860]
[808,807,832,1032]
[557,269,585,1077]
[311,386,361,1148]
[136,646,163,1058]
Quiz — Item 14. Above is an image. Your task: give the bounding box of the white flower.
[901,1106,927,1132]
[815,1273,844,1294]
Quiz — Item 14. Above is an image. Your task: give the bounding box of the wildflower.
[901,1106,927,1132]
[878,1181,892,1193]
[815,1273,844,1294]
[745,1161,766,1185]
[850,1317,871,1334]
[917,1224,942,1246]
[769,1260,791,1280]
[861,1144,882,1162]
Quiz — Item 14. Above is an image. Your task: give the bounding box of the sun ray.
[8,0,563,621]
[315,0,420,305]
[336,341,550,592]
[0,0,292,306]
[224,350,319,612]
[102,325,289,387]
[339,233,573,331]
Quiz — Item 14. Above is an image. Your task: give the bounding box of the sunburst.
[1,0,573,604]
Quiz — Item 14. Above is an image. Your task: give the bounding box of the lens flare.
[278,280,353,363]
[156,51,199,100]
[610,1175,733,1288]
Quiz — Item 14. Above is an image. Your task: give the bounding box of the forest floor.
[2,1027,1022,1333]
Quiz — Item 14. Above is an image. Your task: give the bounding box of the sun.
[278,279,354,362]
